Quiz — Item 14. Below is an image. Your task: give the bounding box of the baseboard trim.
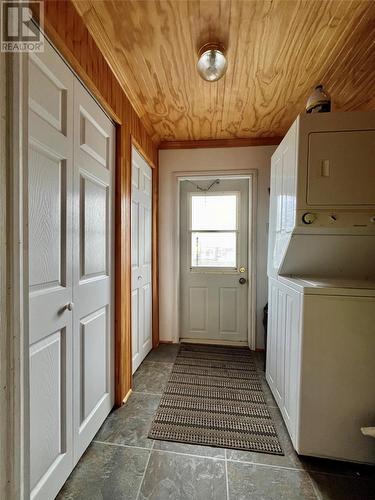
[181,338,249,347]
[122,388,132,405]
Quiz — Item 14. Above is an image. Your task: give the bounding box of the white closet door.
[72,80,115,462]
[28,41,74,500]
[131,147,152,373]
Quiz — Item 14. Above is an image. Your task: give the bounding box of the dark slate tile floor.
[57,344,375,500]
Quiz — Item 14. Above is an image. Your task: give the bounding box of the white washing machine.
[267,275,375,463]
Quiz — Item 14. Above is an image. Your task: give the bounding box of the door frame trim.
[172,169,258,349]
[1,52,30,500]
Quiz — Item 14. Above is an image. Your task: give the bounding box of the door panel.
[79,112,109,167]
[266,281,277,389]
[131,147,152,373]
[73,80,114,463]
[80,308,108,419]
[275,288,286,405]
[219,287,239,333]
[189,287,208,333]
[29,51,67,133]
[80,175,108,278]
[180,179,249,343]
[28,145,66,289]
[142,283,152,350]
[28,41,74,500]
[29,329,67,492]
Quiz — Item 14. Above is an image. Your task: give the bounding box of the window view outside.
[190,194,237,267]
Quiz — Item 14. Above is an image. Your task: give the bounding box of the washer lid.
[278,275,375,296]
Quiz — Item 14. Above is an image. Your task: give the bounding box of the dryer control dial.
[302,212,316,225]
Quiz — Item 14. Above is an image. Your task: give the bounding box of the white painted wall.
[158,145,276,349]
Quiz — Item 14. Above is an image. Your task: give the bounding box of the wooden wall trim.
[40,0,159,406]
[132,135,156,169]
[152,158,159,349]
[159,137,283,150]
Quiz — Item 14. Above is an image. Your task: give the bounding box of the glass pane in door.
[191,195,237,230]
[191,232,236,267]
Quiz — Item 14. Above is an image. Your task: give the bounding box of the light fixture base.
[197,42,227,82]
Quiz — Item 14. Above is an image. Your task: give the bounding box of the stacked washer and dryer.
[266,111,375,464]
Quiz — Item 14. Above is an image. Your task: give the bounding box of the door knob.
[239,277,247,285]
[64,302,74,311]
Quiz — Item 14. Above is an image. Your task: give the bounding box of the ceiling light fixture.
[197,43,228,82]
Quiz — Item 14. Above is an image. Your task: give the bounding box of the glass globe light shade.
[197,44,227,82]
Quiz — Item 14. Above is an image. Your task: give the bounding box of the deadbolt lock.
[239,266,246,273]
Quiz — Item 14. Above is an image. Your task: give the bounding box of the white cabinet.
[267,121,297,279]
[266,277,301,443]
[281,284,300,437]
[266,281,278,389]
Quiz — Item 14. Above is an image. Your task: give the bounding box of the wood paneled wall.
[38,0,159,405]
[159,137,282,150]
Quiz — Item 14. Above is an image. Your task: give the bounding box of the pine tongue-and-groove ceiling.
[72,0,375,145]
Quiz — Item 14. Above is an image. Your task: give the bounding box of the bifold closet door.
[28,38,115,500]
[28,42,74,500]
[72,80,115,462]
[131,147,152,373]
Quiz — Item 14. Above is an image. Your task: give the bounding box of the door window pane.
[191,232,236,267]
[191,195,237,230]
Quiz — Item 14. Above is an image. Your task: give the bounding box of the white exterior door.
[28,39,114,500]
[131,147,152,373]
[72,80,115,462]
[180,178,249,343]
[28,42,74,500]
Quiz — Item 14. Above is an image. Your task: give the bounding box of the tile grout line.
[135,440,155,500]
[93,440,154,452]
[93,440,373,480]
[132,390,163,396]
[141,360,175,366]
[149,447,226,462]
[225,449,230,500]
[93,438,227,462]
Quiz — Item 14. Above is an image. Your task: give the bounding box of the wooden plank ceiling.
[73,0,375,144]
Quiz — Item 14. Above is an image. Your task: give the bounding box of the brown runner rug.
[148,343,283,455]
